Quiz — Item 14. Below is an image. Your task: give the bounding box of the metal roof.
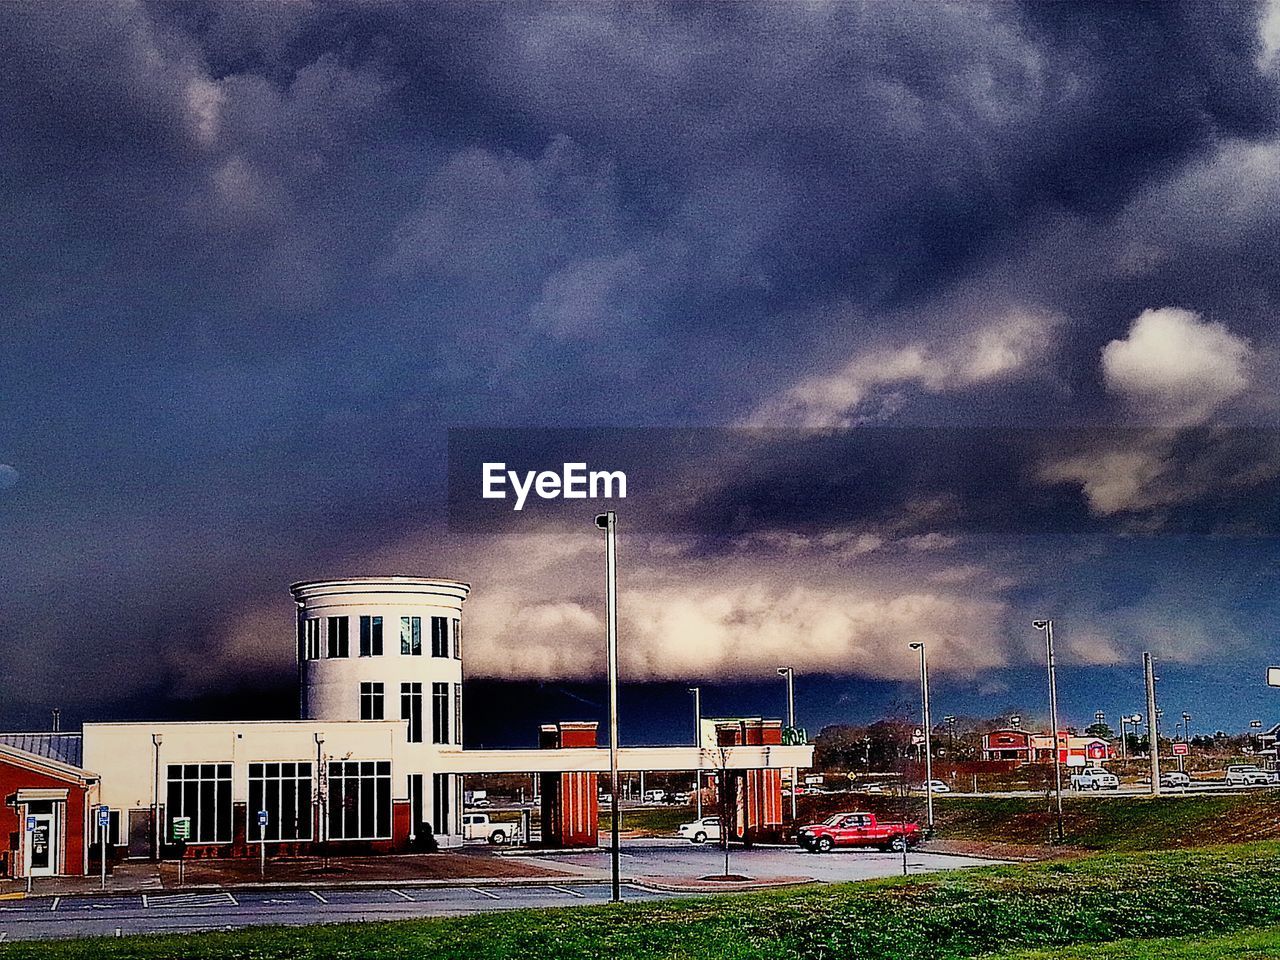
[0,732,83,767]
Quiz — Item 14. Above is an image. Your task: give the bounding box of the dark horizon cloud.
[2,0,1280,736]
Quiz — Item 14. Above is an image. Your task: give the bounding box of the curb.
[2,875,616,901]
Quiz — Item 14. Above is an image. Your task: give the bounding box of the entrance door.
[27,812,56,876]
[128,808,153,859]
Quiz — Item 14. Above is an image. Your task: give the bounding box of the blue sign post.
[26,815,35,832]
[257,810,269,877]
[97,806,110,889]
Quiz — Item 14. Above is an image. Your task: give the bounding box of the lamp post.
[1252,719,1263,753]
[908,642,934,830]
[1032,620,1064,842]
[151,733,163,860]
[777,666,797,822]
[595,511,622,904]
[1182,712,1192,745]
[689,686,703,821]
[944,716,957,757]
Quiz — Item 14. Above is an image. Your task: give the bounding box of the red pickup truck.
[796,812,922,853]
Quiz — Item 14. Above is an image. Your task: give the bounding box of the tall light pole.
[1144,652,1161,796]
[688,686,703,821]
[909,643,935,830]
[777,666,797,822]
[151,733,163,860]
[944,715,957,756]
[595,512,622,903]
[1032,620,1064,842]
[1181,712,1192,745]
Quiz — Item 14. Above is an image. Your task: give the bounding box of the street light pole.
[151,733,163,860]
[1033,620,1064,842]
[688,686,703,821]
[1145,652,1161,797]
[596,511,622,904]
[909,643,935,830]
[777,666,796,822]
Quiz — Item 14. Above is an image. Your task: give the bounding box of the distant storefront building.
[982,729,1111,767]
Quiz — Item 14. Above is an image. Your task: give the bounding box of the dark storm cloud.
[2,0,1280,727]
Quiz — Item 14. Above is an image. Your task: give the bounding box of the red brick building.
[1,739,97,879]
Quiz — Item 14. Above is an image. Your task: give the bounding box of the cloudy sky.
[3,1,1280,744]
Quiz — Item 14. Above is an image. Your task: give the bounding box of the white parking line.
[141,894,149,908]
[227,892,239,906]
[0,930,8,942]
[470,887,500,900]
[391,889,414,901]
[547,885,585,898]
[309,890,328,904]
[51,897,60,912]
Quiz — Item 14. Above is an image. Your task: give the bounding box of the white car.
[1226,765,1271,786]
[643,789,667,803]
[919,779,951,793]
[1070,767,1120,790]
[1160,772,1191,789]
[461,813,517,844]
[676,816,722,843]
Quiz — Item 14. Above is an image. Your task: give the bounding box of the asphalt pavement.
[0,843,1002,943]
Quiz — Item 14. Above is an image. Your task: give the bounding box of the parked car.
[470,797,493,808]
[676,816,722,843]
[916,779,951,793]
[1226,765,1271,786]
[643,789,666,803]
[862,783,886,794]
[1070,767,1120,790]
[1160,772,1191,789]
[461,813,516,844]
[796,812,921,853]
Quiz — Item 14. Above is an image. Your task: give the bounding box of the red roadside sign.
[1172,742,1189,756]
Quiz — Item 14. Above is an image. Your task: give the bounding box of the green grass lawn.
[999,925,1280,959]
[932,792,1280,850]
[8,842,1280,959]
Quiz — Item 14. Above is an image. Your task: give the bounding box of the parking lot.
[525,839,1005,884]
[0,842,1001,943]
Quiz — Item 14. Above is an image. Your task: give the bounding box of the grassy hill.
[8,842,1280,959]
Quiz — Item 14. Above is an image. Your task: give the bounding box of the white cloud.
[749,309,1054,428]
[1039,308,1270,517]
[1101,307,1252,428]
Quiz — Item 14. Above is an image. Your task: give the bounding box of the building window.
[360,682,385,720]
[432,682,449,744]
[304,619,321,660]
[400,616,421,656]
[432,772,452,834]
[359,616,383,657]
[452,619,462,659]
[431,616,449,657]
[401,682,423,742]
[166,763,232,844]
[453,683,463,745]
[248,762,313,842]
[326,760,391,840]
[327,616,349,658]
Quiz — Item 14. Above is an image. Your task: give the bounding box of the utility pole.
[596,511,622,904]
[688,687,703,821]
[777,666,797,822]
[909,643,934,830]
[1033,620,1064,842]
[1145,652,1161,796]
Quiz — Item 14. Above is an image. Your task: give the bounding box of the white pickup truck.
[461,813,518,844]
[1070,767,1119,790]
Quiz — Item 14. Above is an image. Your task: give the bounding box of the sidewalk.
[0,850,591,899]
